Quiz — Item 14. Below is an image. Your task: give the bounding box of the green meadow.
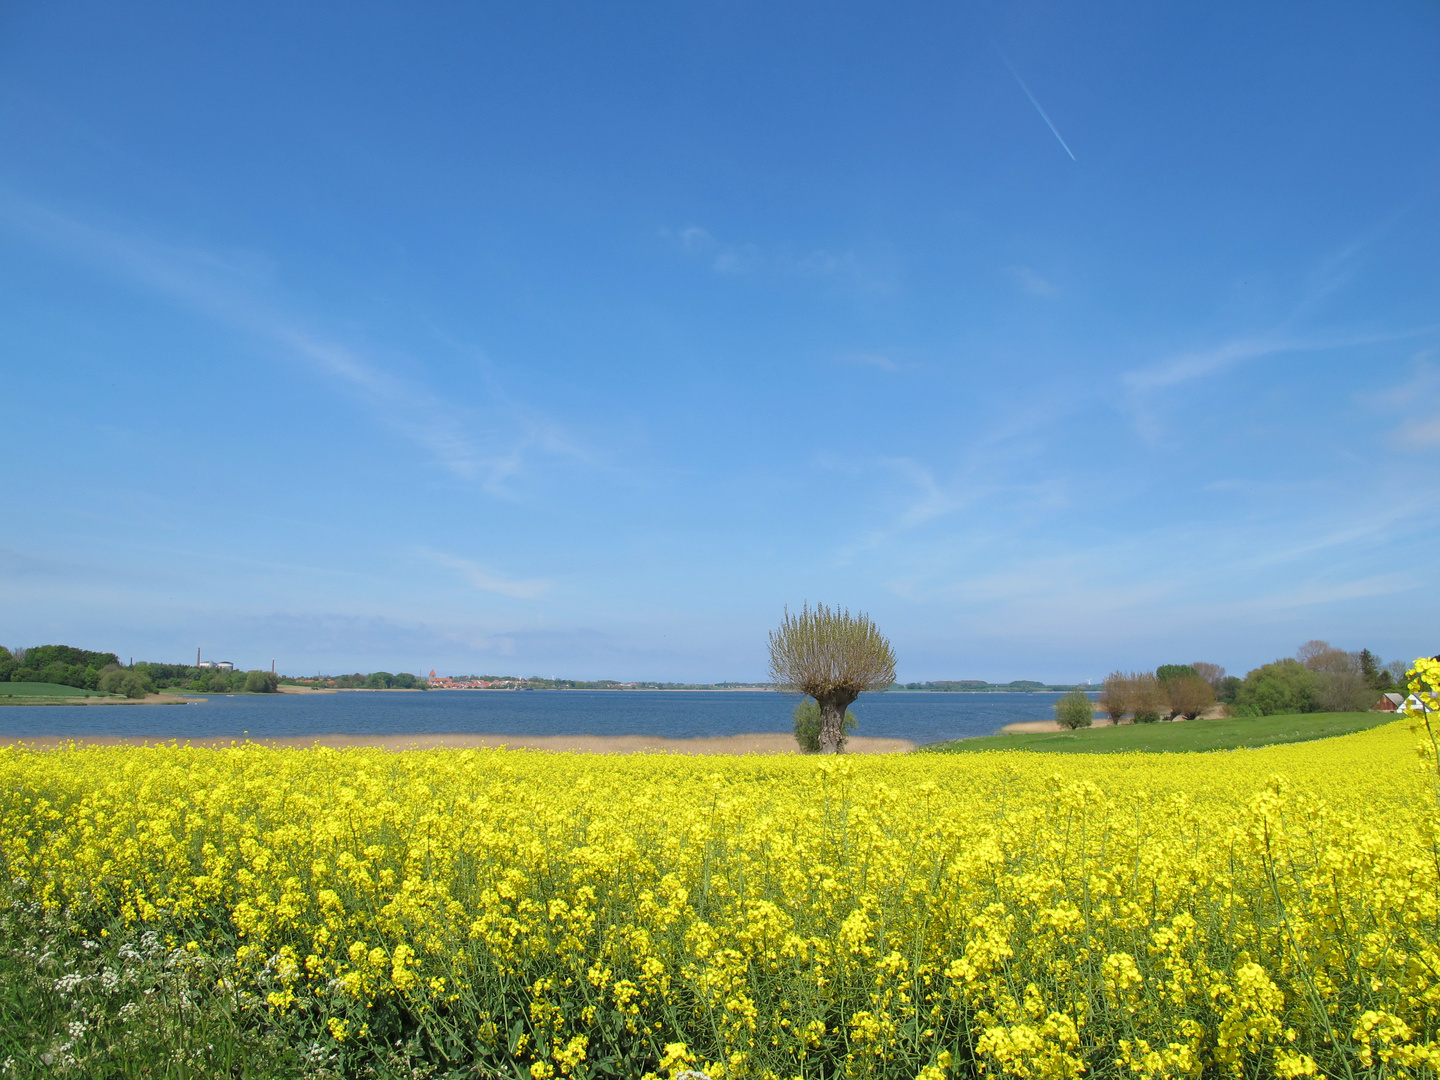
[0,682,115,704]
[918,709,1398,754]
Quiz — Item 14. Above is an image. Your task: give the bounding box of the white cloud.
[416,548,550,600]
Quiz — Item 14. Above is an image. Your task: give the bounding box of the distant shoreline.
[2,684,1083,706]
[373,687,1083,694]
[0,732,916,755]
[420,686,774,693]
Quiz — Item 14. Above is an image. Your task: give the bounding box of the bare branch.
[768,603,897,700]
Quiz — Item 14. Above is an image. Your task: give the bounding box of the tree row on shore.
[0,645,282,697]
[1051,641,1413,729]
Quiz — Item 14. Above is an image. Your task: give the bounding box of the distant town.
[348,673,1093,692]
[281,671,1096,692]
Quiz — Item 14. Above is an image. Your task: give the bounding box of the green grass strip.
[918,711,1398,754]
[0,681,113,699]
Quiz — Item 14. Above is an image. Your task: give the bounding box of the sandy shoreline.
[1001,717,1121,733]
[0,732,916,755]
[1001,708,1226,734]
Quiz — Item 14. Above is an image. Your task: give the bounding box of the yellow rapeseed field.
[4,663,1440,1080]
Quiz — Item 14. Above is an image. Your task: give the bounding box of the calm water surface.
[0,690,1088,747]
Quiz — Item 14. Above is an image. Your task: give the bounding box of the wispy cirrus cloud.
[867,489,1423,648]
[1121,328,1429,443]
[1124,333,1304,393]
[1396,416,1440,448]
[1117,213,1434,440]
[416,547,550,600]
[1117,217,1432,442]
[0,190,580,492]
[1368,353,1440,449]
[831,405,1068,564]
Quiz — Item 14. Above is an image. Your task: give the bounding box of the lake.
[0,689,1088,746]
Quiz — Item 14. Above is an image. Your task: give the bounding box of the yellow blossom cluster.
[4,684,1440,1079]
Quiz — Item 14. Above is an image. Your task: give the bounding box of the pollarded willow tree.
[768,603,897,754]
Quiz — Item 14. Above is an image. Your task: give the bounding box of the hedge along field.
[3,712,1440,1079]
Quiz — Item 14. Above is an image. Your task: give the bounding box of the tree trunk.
[816,691,857,754]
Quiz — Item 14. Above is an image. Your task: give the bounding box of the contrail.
[995,47,1077,161]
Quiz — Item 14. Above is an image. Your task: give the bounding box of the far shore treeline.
[0,640,1420,711]
[0,646,1091,697]
[0,645,287,698]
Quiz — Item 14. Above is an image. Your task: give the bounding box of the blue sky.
[1,1,1437,681]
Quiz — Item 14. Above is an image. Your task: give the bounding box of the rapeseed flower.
[3,707,1440,1078]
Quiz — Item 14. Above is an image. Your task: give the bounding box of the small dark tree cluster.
[309,671,423,689]
[244,670,281,693]
[1099,668,1210,722]
[1156,665,1216,720]
[1231,641,1403,717]
[1234,658,1319,716]
[1094,644,1416,724]
[0,645,122,689]
[97,665,154,699]
[1358,649,1412,693]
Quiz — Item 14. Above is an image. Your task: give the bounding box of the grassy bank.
[919,709,1396,754]
[0,682,114,705]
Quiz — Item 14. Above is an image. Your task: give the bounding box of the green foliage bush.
[1236,658,1319,716]
[1155,664,1199,684]
[244,670,280,694]
[1,646,121,689]
[21,645,120,672]
[1054,690,1095,729]
[134,661,201,685]
[793,699,857,752]
[119,672,153,699]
